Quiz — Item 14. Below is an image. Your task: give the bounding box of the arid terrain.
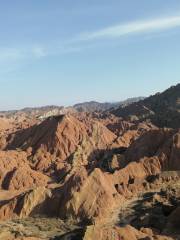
[0,84,179,240]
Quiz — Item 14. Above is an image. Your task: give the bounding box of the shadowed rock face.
[125,128,180,171]
[111,83,180,128]
[0,85,180,240]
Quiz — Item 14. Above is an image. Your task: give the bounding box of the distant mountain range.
[0,97,145,117]
[1,84,180,129]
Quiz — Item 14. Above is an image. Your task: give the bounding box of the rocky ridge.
[0,85,179,239]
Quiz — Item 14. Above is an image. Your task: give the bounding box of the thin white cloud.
[0,44,80,65]
[78,15,180,41]
[0,46,48,65]
[0,46,48,74]
[1,14,180,72]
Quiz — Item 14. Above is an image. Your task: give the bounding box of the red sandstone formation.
[0,85,180,239]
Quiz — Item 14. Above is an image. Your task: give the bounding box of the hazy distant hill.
[112,84,180,128]
[73,97,145,112]
[0,105,64,118]
[21,105,63,113]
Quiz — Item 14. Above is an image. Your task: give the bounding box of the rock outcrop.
[6,114,120,176]
[126,128,180,170]
[59,167,123,223]
[0,150,50,191]
[0,187,52,221]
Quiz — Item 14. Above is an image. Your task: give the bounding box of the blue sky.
[1,0,180,110]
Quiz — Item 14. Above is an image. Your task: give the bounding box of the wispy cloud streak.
[78,16,180,41]
[1,14,180,71]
